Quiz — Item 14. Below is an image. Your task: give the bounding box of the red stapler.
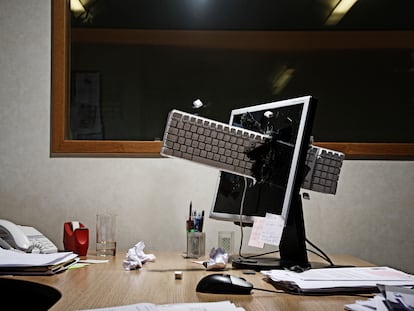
[63,221,89,256]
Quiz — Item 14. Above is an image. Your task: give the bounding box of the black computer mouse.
[196,273,253,295]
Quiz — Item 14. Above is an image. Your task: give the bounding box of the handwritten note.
[259,213,284,246]
[248,217,265,248]
[248,213,285,247]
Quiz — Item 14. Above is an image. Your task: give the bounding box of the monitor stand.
[231,193,310,271]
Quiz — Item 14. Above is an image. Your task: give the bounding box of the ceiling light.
[325,0,358,26]
[70,0,86,18]
[272,66,295,95]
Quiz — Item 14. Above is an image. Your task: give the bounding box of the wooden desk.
[6,252,374,311]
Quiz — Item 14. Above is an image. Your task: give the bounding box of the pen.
[194,211,204,232]
[186,201,194,232]
[199,210,204,232]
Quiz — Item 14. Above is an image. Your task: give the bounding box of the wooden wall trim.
[52,139,414,160]
[315,142,414,160]
[51,140,163,157]
[51,0,69,154]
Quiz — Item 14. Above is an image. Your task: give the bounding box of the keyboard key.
[161,110,269,180]
[302,146,344,194]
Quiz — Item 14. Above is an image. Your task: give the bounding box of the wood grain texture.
[6,252,375,311]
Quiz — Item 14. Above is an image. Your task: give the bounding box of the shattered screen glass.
[210,101,306,224]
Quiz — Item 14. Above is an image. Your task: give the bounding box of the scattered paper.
[70,259,109,269]
[0,248,77,267]
[79,259,109,264]
[262,266,414,293]
[68,263,90,269]
[123,241,156,271]
[78,300,245,311]
[345,284,414,311]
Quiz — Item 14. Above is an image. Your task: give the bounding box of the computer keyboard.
[161,109,345,194]
[302,145,345,195]
[161,109,270,179]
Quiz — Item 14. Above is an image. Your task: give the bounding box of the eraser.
[174,271,183,279]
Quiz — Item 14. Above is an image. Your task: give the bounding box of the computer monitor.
[210,95,317,270]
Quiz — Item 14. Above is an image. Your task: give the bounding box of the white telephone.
[0,219,58,254]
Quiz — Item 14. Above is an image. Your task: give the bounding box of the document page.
[345,285,414,311]
[79,303,157,311]
[78,301,245,311]
[262,266,414,291]
[158,301,245,311]
[0,248,77,267]
[287,266,414,281]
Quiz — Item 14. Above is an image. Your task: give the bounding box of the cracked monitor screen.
[209,96,315,225]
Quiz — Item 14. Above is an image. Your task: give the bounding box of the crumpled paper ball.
[122,241,156,271]
[203,247,229,270]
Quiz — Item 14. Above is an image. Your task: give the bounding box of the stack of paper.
[345,284,414,311]
[261,266,414,295]
[79,300,245,311]
[0,248,78,275]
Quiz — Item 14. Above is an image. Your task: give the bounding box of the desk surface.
[5,252,374,311]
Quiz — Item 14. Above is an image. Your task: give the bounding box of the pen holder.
[186,232,205,258]
[63,221,89,256]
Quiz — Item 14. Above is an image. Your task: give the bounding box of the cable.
[237,176,279,260]
[305,238,334,266]
[238,176,248,258]
[235,178,337,268]
[237,177,282,260]
[241,250,279,259]
[252,287,286,293]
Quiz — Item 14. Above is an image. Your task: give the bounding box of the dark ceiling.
[72,0,414,30]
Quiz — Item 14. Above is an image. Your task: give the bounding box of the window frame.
[51,0,414,159]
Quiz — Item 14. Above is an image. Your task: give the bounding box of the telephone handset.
[0,219,58,254]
